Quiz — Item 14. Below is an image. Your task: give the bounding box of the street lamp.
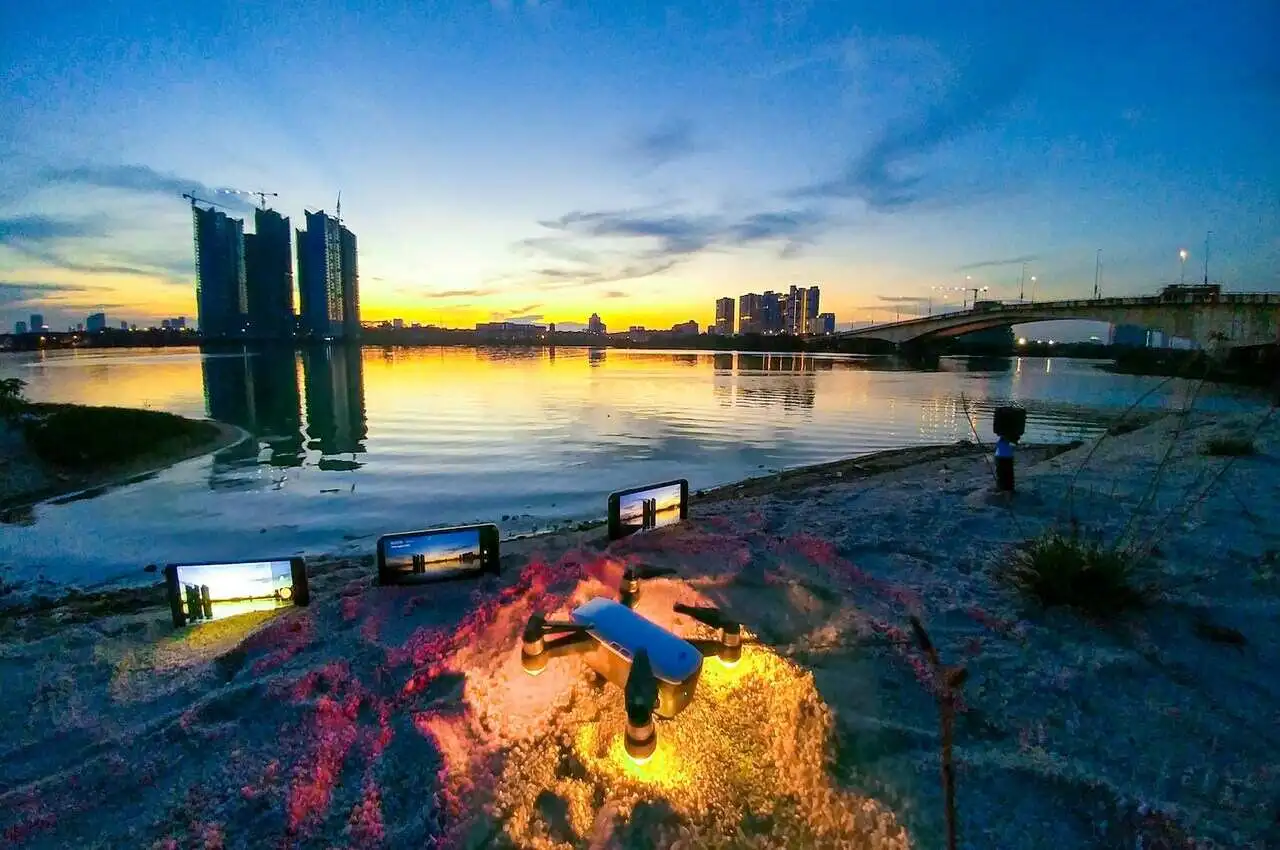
[1178,248,1189,286]
[1029,276,1037,302]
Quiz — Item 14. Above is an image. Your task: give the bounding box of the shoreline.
[0,408,1276,847]
[1,437,1079,616]
[0,416,247,514]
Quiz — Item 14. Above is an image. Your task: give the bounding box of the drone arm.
[521,624,594,675]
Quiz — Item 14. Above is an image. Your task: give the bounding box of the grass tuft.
[1004,532,1150,617]
[1202,435,1256,457]
[22,404,219,469]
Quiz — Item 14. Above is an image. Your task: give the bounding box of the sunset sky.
[2,0,1277,334]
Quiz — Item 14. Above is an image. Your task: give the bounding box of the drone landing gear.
[675,603,743,666]
[624,648,658,762]
[521,613,593,676]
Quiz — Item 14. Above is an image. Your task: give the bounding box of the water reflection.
[303,346,368,468]
[712,352,821,411]
[202,346,367,478]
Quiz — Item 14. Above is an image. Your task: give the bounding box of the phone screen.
[166,559,305,626]
[609,480,688,540]
[378,524,499,584]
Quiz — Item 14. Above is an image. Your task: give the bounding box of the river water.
[0,346,1261,588]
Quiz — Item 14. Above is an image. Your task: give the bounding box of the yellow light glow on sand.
[491,637,910,848]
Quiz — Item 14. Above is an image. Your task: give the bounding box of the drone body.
[520,566,742,760]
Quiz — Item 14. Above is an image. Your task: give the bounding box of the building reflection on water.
[202,346,367,480]
[712,352,821,411]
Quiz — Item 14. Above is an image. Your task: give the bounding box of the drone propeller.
[522,612,590,644]
[623,648,659,761]
[674,603,743,665]
[619,564,678,607]
[673,603,739,633]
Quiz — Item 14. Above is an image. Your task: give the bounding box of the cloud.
[39,163,255,212]
[601,290,628,298]
[0,215,103,245]
[877,295,930,304]
[417,287,499,299]
[0,281,92,306]
[529,259,678,290]
[629,118,700,169]
[955,254,1039,271]
[498,313,545,325]
[542,209,720,256]
[794,49,1033,211]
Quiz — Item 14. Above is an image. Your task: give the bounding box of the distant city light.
[1017,337,1027,345]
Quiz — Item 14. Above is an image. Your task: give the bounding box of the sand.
[0,407,1277,849]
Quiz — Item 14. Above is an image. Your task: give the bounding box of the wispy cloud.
[601,290,629,298]
[39,163,256,212]
[628,118,700,169]
[0,215,102,245]
[495,313,545,325]
[955,254,1039,271]
[0,281,93,305]
[416,287,500,299]
[877,295,930,304]
[794,47,1033,211]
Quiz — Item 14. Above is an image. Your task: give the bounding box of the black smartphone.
[607,479,689,540]
[163,557,310,628]
[376,523,501,585]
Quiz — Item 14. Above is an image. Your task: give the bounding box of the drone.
[520,565,743,762]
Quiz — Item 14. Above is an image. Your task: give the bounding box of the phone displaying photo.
[163,558,309,628]
[377,523,501,585]
[607,479,689,540]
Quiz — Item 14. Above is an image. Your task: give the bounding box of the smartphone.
[163,557,310,628]
[607,479,689,540]
[376,523,501,585]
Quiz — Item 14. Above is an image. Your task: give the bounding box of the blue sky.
[1,0,1277,336]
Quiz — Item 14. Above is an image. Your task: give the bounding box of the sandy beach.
[1,407,1277,849]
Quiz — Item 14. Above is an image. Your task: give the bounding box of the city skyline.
[1,2,1277,334]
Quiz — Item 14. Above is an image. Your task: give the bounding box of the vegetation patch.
[1003,531,1151,617]
[1201,435,1256,457]
[22,404,220,470]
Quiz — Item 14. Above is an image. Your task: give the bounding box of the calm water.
[0,346,1261,588]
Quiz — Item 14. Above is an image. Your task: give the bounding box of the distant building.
[475,321,545,341]
[761,291,783,334]
[119,320,129,331]
[1111,324,1148,348]
[672,320,698,335]
[297,210,345,338]
[192,204,247,337]
[588,313,606,335]
[29,314,44,332]
[816,312,836,335]
[86,312,106,332]
[75,322,84,332]
[391,318,405,330]
[627,326,650,343]
[339,225,360,339]
[245,207,295,339]
[738,293,762,334]
[15,321,27,334]
[804,286,820,334]
[548,322,556,333]
[715,297,735,335]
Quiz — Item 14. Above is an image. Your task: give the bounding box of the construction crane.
[181,191,233,210]
[249,190,278,209]
[335,190,342,224]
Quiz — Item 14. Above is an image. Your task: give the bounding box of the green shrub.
[1005,532,1149,617]
[1202,436,1256,457]
[0,377,26,420]
[22,404,219,469]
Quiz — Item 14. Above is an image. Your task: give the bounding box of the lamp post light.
[1179,248,1188,286]
[1029,276,1037,302]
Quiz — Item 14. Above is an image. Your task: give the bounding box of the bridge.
[835,291,1280,350]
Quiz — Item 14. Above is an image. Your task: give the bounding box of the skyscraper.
[29,314,44,332]
[761,291,783,334]
[15,321,27,334]
[715,297,735,335]
[297,210,344,338]
[588,313,606,335]
[817,312,835,335]
[86,312,106,332]
[738,293,762,334]
[339,225,360,338]
[804,285,821,335]
[245,207,295,339]
[192,205,247,338]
